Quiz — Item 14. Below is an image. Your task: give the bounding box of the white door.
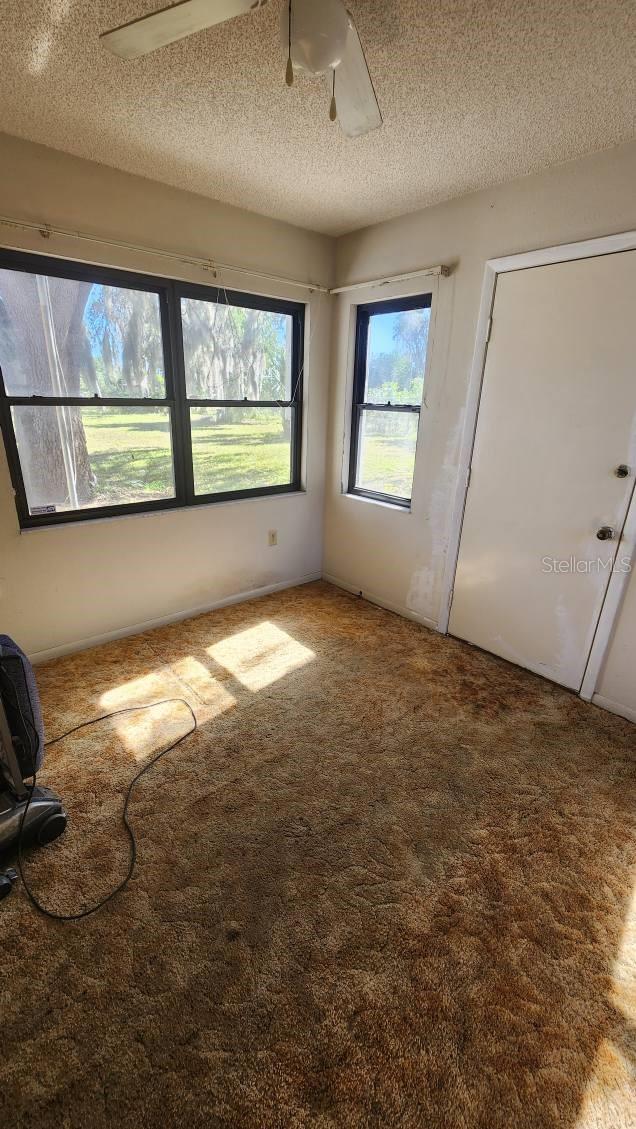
[449,250,636,690]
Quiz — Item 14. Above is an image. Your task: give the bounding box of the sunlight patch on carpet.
[170,656,236,711]
[575,880,636,1127]
[98,670,204,761]
[206,621,315,691]
[575,1038,636,1128]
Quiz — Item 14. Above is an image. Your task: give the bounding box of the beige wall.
[324,140,636,716]
[0,134,335,659]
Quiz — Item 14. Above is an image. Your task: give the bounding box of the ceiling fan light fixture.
[280,0,349,77]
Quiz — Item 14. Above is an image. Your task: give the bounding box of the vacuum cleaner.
[0,636,195,918]
[0,635,67,900]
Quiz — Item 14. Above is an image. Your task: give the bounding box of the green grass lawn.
[357,412,419,499]
[81,407,416,507]
[357,434,417,499]
[83,407,292,504]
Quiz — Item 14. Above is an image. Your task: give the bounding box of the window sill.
[18,490,308,533]
[344,492,412,514]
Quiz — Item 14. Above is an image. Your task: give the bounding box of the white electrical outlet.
[268,529,278,547]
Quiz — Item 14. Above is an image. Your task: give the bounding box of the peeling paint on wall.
[406,415,464,622]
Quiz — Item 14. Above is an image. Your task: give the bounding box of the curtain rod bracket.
[329,263,452,295]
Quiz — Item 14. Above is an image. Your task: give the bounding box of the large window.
[348,293,431,507]
[0,252,304,527]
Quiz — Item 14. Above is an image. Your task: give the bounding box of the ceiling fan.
[100,0,382,139]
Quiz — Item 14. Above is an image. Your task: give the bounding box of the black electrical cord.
[16,699,197,922]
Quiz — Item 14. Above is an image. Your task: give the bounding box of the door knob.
[615,465,631,479]
[596,526,615,541]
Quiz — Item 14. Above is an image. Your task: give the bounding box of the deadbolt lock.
[596,526,616,541]
[615,465,631,478]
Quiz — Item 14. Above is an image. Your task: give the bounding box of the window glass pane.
[181,297,293,401]
[364,306,430,405]
[190,406,293,495]
[11,405,175,514]
[0,270,165,397]
[356,409,419,500]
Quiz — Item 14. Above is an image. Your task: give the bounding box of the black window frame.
[348,292,432,508]
[0,248,305,529]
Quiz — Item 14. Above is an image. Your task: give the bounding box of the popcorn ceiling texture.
[2,581,636,1127]
[0,0,634,235]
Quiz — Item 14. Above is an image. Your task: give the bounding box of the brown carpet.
[2,580,636,1128]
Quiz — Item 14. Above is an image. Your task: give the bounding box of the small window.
[0,251,304,527]
[348,294,431,506]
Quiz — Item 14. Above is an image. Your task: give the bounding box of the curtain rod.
[0,215,330,295]
[330,264,451,295]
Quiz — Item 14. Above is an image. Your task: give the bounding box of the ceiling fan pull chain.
[285,0,294,86]
[329,67,337,121]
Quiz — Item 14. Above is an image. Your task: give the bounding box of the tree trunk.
[0,271,94,509]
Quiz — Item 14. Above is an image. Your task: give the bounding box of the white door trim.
[438,228,636,701]
[580,482,636,700]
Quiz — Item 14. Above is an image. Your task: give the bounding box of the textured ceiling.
[1,0,635,236]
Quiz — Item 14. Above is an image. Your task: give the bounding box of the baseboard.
[322,572,438,631]
[29,573,322,664]
[592,694,636,725]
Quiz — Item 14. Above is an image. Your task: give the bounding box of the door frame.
[438,228,636,701]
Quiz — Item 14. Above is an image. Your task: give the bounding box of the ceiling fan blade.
[101,0,265,59]
[327,15,382,139]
